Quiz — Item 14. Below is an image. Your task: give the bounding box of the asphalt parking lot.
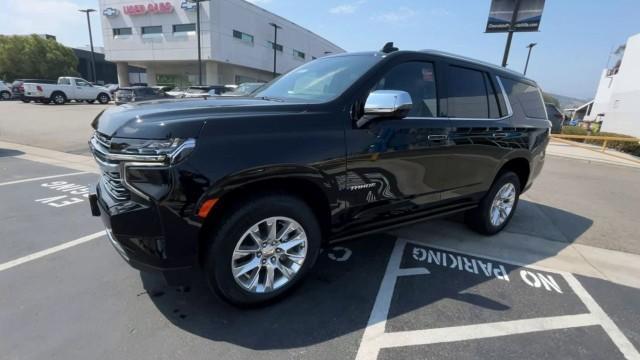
[1,103,640,359]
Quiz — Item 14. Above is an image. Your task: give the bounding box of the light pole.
[78,9,97,83]
[523,42,537,75]
[187,0,210,85]
[501,0,522,67]
[269,22,282,78]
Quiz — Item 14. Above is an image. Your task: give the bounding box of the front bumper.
[90,180,199,285]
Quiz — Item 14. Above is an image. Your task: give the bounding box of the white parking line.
[0,172,90,187]
[355,238,640,360]
[0,231,106,272]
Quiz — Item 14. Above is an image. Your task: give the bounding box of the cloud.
[329,0,366,15]
[371,6,416,24]
[0,0,103,47]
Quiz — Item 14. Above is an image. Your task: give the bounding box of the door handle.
[428,134,448,141]
[492,132,508,138]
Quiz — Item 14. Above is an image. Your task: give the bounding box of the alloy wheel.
[489,182,516,226]
[231,216,307,293]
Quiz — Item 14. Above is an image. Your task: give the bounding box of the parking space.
[1,151,640,360]
[0,157,101,263]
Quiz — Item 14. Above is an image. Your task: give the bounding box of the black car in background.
[114,86,172,105]
[12,79,56,102]
[89,46,551,306]
[545,103,564,133]
[183,85,233,98]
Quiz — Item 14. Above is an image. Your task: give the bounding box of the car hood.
[92,97,307,139]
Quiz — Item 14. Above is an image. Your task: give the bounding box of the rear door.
[344,56,453,225]
[440,63,514,202]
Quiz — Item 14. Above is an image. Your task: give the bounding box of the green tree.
[0,35,78,81]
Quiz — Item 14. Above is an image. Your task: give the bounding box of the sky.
[1,0,639,99]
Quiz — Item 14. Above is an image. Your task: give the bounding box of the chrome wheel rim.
[1,92,9,100]
[54,95,64,104]
[490,183,516,227]
[231,216,307,294]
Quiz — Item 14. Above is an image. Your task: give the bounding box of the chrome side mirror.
[364,90,413,119]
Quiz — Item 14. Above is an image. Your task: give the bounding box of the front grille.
[102,169,129,201]
[91,132,130,201]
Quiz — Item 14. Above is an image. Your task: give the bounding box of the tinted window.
[484,73,502,118]
[173,24,195,33]
[500,77,546,119]
[113,28,132,36]
[142,26,162,35]
[75,79,90,86]
[447,66,489,118]
[374,62,438,117]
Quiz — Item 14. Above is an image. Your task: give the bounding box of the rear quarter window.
[499,77,546,119]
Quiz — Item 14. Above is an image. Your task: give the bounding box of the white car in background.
[0,80,12,100]
[23,77,111,105]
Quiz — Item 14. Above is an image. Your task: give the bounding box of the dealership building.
[97,0,344,87]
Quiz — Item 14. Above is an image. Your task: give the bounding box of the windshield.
[254,55,380,102]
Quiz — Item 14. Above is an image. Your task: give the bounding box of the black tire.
[465,171,521,235]
[51,92,66,105]
[204,194,321,306]
[0,91,10,101]
[97,93,110,104]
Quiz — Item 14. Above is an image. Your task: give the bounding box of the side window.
[374,61,437,117]
[59,78,71,85]
[483,73,502,118]
[447,66,489,118]
[76,79,90,87]
[500,77,546,119]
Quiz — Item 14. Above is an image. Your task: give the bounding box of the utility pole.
[269,22,282,78]
[501,0,522,67]
[523,42,537,75]
[188,0,210,85]
[79,9,97,83]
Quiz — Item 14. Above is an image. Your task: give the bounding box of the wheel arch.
[497,157,530,191]
[195,166,336,265]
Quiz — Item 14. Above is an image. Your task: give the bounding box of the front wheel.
[97,93,110,104]
[204,194,321,306]
[0,91,10,100]
[465,171,521,235]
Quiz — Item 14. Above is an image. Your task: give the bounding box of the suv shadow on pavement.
[140,202,593,354]
[0,149,25,157]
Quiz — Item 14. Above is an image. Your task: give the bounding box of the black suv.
[89,47,550,305]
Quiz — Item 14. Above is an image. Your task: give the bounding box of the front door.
[344,59,453,226]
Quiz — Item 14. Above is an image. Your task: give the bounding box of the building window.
[141,26,163,35]
[233,30,254,44]
[113,27,132,37]
[312,56,317,60]
[293,49,305,60]
[267,41,283,52]
[173,23,195,33]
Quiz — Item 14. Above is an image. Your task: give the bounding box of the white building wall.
[98,0,344,86]
[597,33,640,137]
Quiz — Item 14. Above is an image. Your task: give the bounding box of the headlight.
[109,138,196,164]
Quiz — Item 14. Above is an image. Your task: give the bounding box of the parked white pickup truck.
[23,77,111,105]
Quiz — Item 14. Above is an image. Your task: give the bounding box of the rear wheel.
[204,194,321,306]
[0,91,10,100]
[465,171,521,235]
[97,93,110,104]
[51,92,66,105]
